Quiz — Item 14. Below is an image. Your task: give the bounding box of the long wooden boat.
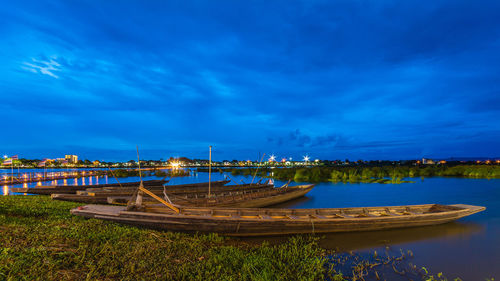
[12,180,229,195]
[52,183,297,207]
[71,203,485,236]
[156,185,315,207]
[78,180,251,196]
[52,183,274,205]
[39,180,168,189]
[10,179,168,195]
[106,184,313,207]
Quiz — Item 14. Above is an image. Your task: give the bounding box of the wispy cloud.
[201,71,234,98]
[21,57,62,78]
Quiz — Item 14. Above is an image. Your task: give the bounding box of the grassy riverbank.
[0,196,328,280]
[0,196,464,280]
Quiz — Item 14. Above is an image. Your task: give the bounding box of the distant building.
[422,158,435,165]
[65,155,78,164]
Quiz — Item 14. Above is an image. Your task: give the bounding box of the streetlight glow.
[269,154,276,162]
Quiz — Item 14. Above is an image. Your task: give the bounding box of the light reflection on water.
[3,185,8,196]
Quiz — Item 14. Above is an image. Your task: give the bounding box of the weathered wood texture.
[71,203,485,236]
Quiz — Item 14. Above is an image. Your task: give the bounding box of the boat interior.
[141,204,466,219]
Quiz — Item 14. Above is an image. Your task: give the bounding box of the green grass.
[0,196,327,280]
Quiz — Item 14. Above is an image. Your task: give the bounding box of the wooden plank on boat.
[311,214,327,219]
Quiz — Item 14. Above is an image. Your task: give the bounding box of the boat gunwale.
[103,203,486,223]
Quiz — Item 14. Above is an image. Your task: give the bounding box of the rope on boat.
[162,185,173,204]
[279,180,292,188]
[107,167,123,189]
[225,174,239,185]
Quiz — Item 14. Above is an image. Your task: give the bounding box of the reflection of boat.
[317,221,485,251]
[270,195,312,208]
[71,203,485,237]
[11,180,229,195]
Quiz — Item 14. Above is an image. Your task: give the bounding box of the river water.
[2,170,498,279]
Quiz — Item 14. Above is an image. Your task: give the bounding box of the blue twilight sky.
[1,1,499,161]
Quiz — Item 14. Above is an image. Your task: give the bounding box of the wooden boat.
[153,184,315,207]
[77,181,253,196]
[10,179,168,195]
[38,179,168,189]
[51,183,275,205]
[11,180,229,195]
[71,203,485,236]
[105,184,314,207]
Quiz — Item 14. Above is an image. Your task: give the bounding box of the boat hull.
[71,204,485,236]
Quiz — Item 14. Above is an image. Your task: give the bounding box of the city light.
[268,154,276,162]
[303,155,310,162]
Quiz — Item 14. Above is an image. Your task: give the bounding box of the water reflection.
[242,222,484,252]
[3,185,8,196]
[272,195,312,207]
[318,222,484,251]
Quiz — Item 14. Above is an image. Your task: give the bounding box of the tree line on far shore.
[215,165,500,183]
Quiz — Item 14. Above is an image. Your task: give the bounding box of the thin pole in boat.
[107,167,123,189]
[134,145,144,207]
[251,153,265,185]
[208,145,212,198]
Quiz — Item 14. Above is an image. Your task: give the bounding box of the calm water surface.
[2,170,498,279]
